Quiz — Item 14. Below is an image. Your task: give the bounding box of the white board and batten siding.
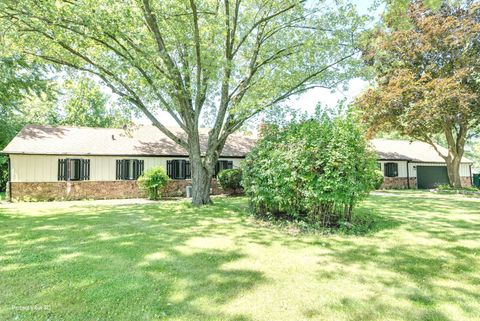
[9,155,243,183]
[378,160,471,178]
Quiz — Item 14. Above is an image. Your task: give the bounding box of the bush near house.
[0,157,8,192]
[138,166,169,200]
[218,168,243,195]
[373,169,384,189]
[242,114,378,227]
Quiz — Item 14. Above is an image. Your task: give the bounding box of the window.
[384,162,398,177]
[166,159,233,179]
[214,160,233,177]
[58,158,90,181]
[116,159,144,180]
[167,160,191,180]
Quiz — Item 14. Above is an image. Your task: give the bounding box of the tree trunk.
[446,156,462,188]
[189,135,213,206]
[191,164,212,205]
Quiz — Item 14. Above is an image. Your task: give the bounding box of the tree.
[0,56,54,147]
[356,1,480,188]
[60,78,130,128]
[0,0,366,205]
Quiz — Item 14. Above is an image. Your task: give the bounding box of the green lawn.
[0,192,479,321]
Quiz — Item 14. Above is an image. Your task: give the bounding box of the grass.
[0,191,479,321]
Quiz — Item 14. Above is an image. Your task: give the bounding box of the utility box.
[186,185,193,198]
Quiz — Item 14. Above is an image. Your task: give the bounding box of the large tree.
[0,0,365,205]
[356,1,480,188]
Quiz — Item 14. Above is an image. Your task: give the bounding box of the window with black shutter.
[214,160,233,177]
[116,159,144,180]
[167,160,190,179]
[57,158,90,181]
[384,162,398,177]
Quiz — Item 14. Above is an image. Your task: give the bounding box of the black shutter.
[84,159,90,180]
[79,160,84,180]
[167,160,173,178]
[132,160,138,180]
[132,159,144,180]
[139,160,144,178]
[116,160,121,180]
[58,159,66,181]
[227,161,233,169]
[79,159,90,180]
[185,161,191,179]
[214,161,220,178]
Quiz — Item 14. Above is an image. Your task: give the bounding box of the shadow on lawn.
[314,194,480,320]
[1,194,479,320]
[0,200,266,321]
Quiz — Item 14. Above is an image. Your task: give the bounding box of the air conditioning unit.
[186,185,193,198]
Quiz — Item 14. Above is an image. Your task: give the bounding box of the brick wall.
[380,176,472,189]
[461,176,472,187]
[10,180,224,201]
[380,177,417,189]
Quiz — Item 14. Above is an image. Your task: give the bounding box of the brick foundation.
[380,177,417,189]
[461,176,472,187]
[10,179,224,201]
[380,176,472,189]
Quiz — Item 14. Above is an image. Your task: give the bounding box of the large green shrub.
[218,168,243,195]
[242,114,378,226]
[138,167,169,200]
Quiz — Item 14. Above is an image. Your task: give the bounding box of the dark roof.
[2,125,256,157]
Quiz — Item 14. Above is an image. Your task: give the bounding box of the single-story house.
[371,139,473,189]
[1,125,256,201]
[1,125,473,201]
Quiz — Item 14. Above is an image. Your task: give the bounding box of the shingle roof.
[2,125,472,164]
[371,139,472,163]
[2,124,256,157]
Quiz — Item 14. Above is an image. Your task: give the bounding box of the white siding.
[409,162,471,178]
[10,155,243,182]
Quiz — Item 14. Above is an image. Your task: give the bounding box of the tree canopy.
[0,0,366,204]
[356,1,480,187]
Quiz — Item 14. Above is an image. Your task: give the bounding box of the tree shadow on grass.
[0,200,266,321]
[313,193,480,320]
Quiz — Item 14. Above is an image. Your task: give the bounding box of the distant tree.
[60,78,130,128]
[356,1,480,188]
[0,56,54,148]
[0,0,366,205]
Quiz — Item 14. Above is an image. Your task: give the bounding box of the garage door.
[417,166,449,189]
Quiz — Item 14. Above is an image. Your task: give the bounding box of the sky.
[141,0,377,127]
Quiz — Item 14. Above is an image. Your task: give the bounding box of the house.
[1,125,473,201]
[1,125,256,201]
[372,139,473,189]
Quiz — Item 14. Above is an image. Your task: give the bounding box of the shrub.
[242,113,378,227]
[373,170,384,189]
[218,168,243,195]
[138,167,169,200]
[0,156,8,192]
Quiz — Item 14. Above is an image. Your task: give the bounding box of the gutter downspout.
[469,164,473,187]
[7,155,11,202]
[406,160,410,189]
